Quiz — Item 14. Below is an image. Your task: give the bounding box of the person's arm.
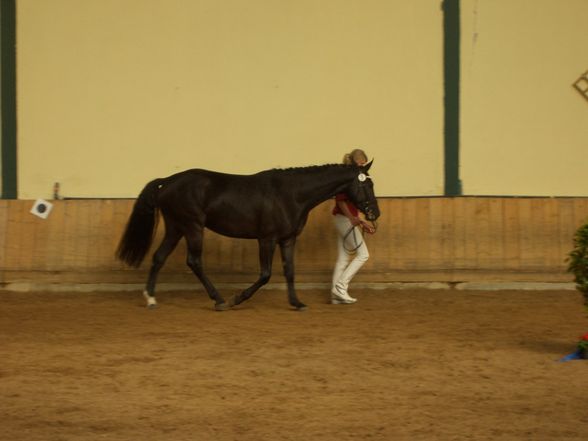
[336,200,361,225]
[336,200,375,234]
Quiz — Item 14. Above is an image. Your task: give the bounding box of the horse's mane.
[262,163,355,176]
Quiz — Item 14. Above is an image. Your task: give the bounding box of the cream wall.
[461,0,588,196]
[17,0,444,199]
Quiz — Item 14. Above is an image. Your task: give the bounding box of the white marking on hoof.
[143,290,158,308]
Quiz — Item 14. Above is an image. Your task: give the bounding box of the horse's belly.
[204,215,261,239]
[206,225,259,239]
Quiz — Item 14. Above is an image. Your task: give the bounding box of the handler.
[331,148,376,304]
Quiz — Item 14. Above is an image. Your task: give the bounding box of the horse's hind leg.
[280,238,306,310]
[184,226,228,311]
[143,222,182,308]
[228,239,276,307]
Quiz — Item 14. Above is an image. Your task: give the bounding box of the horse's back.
[156,168,291,238]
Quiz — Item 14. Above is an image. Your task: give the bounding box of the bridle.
[355,173,374,218]
[343,172,378,254]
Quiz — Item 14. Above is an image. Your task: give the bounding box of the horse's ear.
[363,159,373,172]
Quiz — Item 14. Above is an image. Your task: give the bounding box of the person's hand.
[360,220,376,234]
[350,217,362,226]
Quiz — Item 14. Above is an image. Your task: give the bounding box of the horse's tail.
[116,178,164,268]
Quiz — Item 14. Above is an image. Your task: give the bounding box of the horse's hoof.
[214,302,230,311]
[295,305,308,311]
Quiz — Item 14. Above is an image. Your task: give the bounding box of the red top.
[332,193,358,217]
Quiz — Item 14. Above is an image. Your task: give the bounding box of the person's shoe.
[331,296,357,304]
[331,286,357,304]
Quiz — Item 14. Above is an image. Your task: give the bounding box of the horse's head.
[347,160,380,221]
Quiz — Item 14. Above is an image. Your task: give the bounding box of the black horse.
[116,162,380,310]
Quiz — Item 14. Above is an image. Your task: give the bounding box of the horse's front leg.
[228,239,276,307]
[185,226,228,311]
[279,238,306,311]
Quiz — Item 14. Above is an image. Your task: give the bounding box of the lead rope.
[343,225,363,254]
[343,221,378,254]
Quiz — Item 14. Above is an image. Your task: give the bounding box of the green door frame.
[1,0,17,199]
[442,0,462,196]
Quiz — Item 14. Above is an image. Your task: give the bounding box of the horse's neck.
[292,166,354,211]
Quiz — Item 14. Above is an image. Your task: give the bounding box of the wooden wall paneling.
[32,200,56,271]
[414,198,431,269]
[486,198,505,270]
[452,196,468,270]
[0,201,8,275]
[427,197,444,269]
[85,200,103,268]
[383,198,404,271]
[564,198,588,271]
[543,198,565,270]
[502,197,521,271]
[2,198,587,286]
[399,198,417,269]
[516,198,534,271]
[473,198,492,267]
[6,202,22,270]
[463,198,480,270]
[43,200,64,271]
[4,202,31,271]
[556,198,577,273]
[543,199,557,268]
[81,200,93,268]
[573,199,588,227]
[60,200,78,269]
[440,197,456,269]
[97,199,116,269]
[528,198,549,269]
[76,200,92,270]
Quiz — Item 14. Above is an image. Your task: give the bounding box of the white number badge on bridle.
[358,173,367,182]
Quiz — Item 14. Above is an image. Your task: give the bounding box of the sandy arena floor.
[1,288,588,441]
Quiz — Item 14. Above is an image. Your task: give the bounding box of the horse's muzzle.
[365,207,380,221]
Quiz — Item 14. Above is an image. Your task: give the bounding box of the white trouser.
[331,214,369,295]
